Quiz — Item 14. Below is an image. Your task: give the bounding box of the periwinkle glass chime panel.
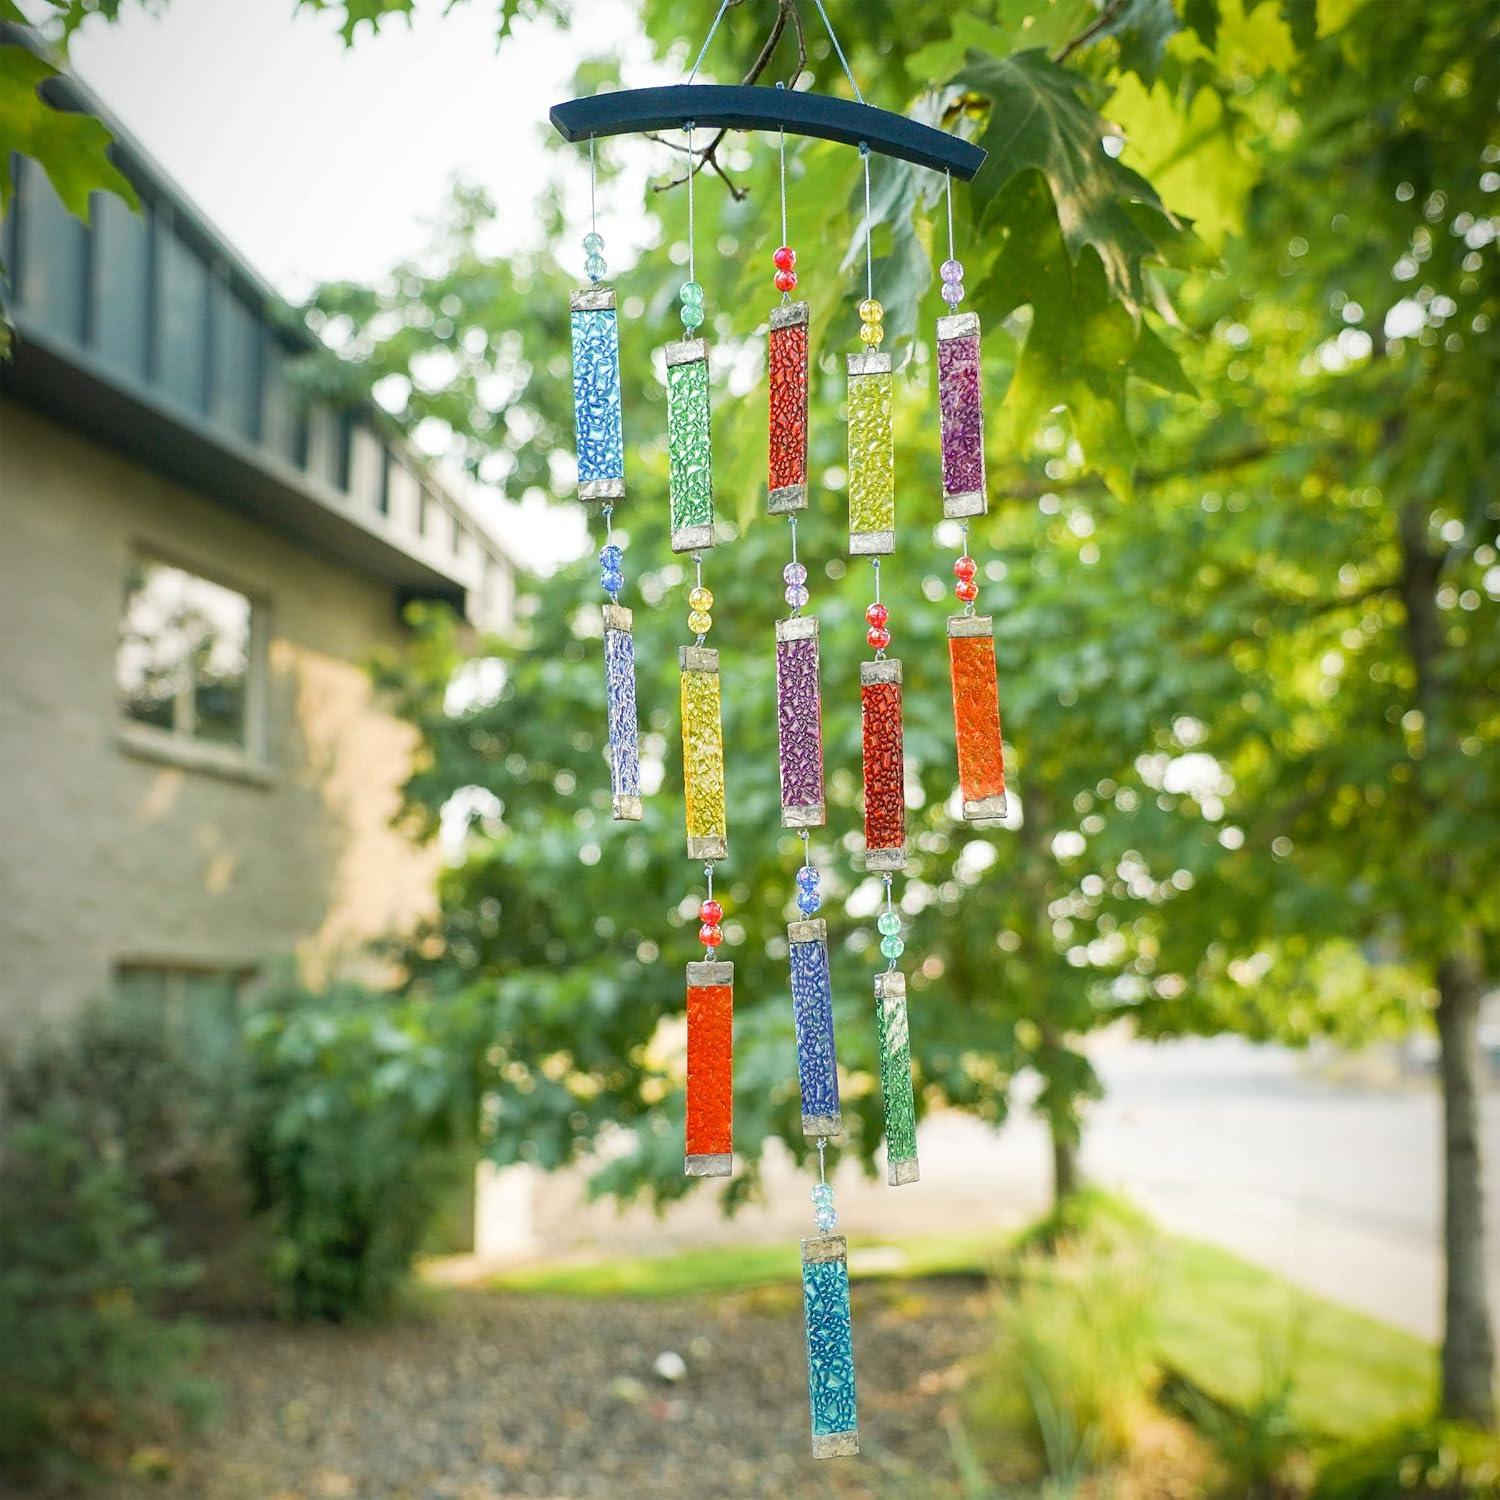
[948,615,1007,819]
[875,970,919,1185]
[679,645,727,861]
[602,603,642,820]
[937,311,986,519]
[860,659,905,871]
[569,289,624,502]
[788,917,841,1137]
[667,337,713,551]
[768,302,810,514]
[685,960,733,1176]
[847,351,894,553]
[802,1234,858,1458]
[775,616,825,828]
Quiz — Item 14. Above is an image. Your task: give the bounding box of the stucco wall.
[0,399,442,1032]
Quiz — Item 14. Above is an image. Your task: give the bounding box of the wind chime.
[558,5,997,1459]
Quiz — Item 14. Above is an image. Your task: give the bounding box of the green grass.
[489,1218,1435,1444]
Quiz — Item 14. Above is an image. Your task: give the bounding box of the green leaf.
[1182,0,1220,51]
[908,4,1094,79]
[294,0,416,45]
[0,45,136,219]
[953,48,1187,316]
[1100,0,1181,85]
[1280,0,1318,48]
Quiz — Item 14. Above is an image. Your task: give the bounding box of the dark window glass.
[156,229,209,412]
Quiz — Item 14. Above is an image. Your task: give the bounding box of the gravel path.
[122,1279,992,1500]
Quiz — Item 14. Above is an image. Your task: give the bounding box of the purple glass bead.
[940,258,964,282]
[942,280,965,307]
[783,561,808,586]
[785,584,810,609]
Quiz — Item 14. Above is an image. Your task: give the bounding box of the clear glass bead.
[880,934,905,960]
[680,303,705,330]
[585,253,607,281]
[784,585,810,609]
[679,280,705,305]
[583,232,604,254]
[877,911,901,936]
[811,1182,837,1233]
[688,609,712,635]
[688,585,713,611]
[940,257,963,282]
[782,561,807,586]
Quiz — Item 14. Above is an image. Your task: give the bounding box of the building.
[0,33,515,1041]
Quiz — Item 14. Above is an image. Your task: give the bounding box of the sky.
[50,0,666,569]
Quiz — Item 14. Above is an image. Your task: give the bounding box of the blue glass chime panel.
[570,289,624,498]
[602,603,641,821]
[802,1236,858,1457]
[788,919,841,1137]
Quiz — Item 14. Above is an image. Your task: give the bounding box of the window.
[117,558,256,751]
[115,963,255,1070]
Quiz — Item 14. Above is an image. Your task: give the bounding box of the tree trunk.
[1436,952,1496,1427]
[1050,1119,1079,1209]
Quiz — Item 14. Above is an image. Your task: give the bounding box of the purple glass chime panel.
[775,615,825,829]
[937,312,986,520]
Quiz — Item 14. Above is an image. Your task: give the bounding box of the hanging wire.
[883,874,898,972]
[686,0,734,84]
[817,1136,828,1184]
[589,134,598,238]
[810,0,864,103]
[686,121,696,285]
[859,143,874,303]
[777,88,789,250]
[945,168,955,262]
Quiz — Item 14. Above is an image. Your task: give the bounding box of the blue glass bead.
[599,543,622,569]
[797,888,822,916]
[877,911,901,936]
[783,561,807,586]
[811,1182,837,1233]
[585,253,607,281]
[785,585,810,609]
[601,568,624,595]
[679,280,705,306]
[880,934,905,960]
[680,302,704,330]
[796,866,819,888]
[583,232,604,254]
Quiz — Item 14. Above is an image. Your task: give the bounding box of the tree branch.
[1054,0,1129,64]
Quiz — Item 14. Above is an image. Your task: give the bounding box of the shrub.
[0,1020,214,1488]
[243,981,481,1321]
[1313,1420,1500,1500]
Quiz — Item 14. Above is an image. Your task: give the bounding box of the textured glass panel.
[789,934,840,1130]
[681,664,726,848]
[939,330,985,500]
[769,320,809,491]
[876,973,918,1176]
[950,626,1006,808]
[668,356,713,534]
[686,969,734,1165]
[847,367,894,539]
[604,624,641,801]
[775,629,824,820]
[570,307,624,484]
[861,677,904,856]
[802,1242,858,1449]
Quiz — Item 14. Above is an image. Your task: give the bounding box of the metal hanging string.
[883,874,898,972]
[860,142,873,303]
[810,0,865,103]
[686,121,696,284]
[945,168,955,262]
[686,0,734,84]
[589,134,598,238]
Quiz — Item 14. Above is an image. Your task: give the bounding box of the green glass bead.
[877,911,901,936]
[680,303,705,330]
[880,935,905,960]
[679,280,705,306]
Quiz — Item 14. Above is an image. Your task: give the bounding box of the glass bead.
[953,555,977,580]
[601,569,624,594]
[858,297,883,324]
[867,626,891,651]
[774,269,798,293]
[680,280,705,305]
[774,245,796,272]
[785,585,810,609]
[699,898,723,926]
[940,258,963,283]
[880,934,905,960]
[700,922,724,948]
[600,543,623,569]
[585,253,607,281]
[796,865,819,888]
[811,1182,837,1233]
[858,320,883,346]
[956,579,979,603]
[583,232,605,254]
[865,601,888,628]
[680,302,705,330]
[942,280,965,307]
[783,561,807,586]
[689,585,714,611]
[688,609,713,635]
[877,911,901,936]
[797,887,821,916]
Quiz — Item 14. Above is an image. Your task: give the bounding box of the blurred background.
[1,0,1497,1496]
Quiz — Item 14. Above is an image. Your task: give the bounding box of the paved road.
[514,1037,1499,1342]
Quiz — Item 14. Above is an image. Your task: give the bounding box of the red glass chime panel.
[685,961,734,1175]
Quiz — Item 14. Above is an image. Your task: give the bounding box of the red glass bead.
[956,579,979,603]
[867,626,891,650]
[699,899,723,926]
[865,601,888,628]
[773,245,796,272]
[699,922,724,948]
[954,555,977,581]
[774,268,798,293]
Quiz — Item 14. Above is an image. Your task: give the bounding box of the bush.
[1313,1420,1500,1499]
[0,1016,216,1488]
[243,981,481,1321]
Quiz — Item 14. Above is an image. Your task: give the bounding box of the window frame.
[115,545,273,785]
